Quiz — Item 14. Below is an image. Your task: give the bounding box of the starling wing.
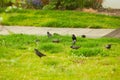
[34,49,46,58]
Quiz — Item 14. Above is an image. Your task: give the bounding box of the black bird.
[70,45,80,49]
[72,34,77,41]
[81,35,86,38]
[47,31,52,38]
[34,49,46,58]
[72,40,76,45]
[52,39,60,43]
[105,44,111,49]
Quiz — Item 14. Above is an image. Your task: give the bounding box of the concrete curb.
[0,26,115,38]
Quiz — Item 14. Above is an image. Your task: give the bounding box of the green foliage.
[44,0,103,10]
[0,0,10,8]
[0,0,20,8]
[42,4,56,10]
[5,5,23,13]
[84,0,102,9]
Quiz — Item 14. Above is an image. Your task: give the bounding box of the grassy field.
[0,34,120,80]
[0,9,120,28]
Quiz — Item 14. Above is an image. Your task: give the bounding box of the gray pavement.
[0,26,115,38]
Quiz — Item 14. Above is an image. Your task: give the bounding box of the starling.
[70,45,80,49]
[81,35,86,38]
[47,31,52,38]
[72,40,76,45]
[105,44,111,49]
[34,49,46,58]
[72,34,77,41]
[52,39,60,43]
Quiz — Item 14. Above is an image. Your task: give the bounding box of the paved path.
[0,26,115,38]
[104,28,120,38]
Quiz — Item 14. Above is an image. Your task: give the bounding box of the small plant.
[5,5,22,13]
[42,4,56,10]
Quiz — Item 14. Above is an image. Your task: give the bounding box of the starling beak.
[34,49,46,58]
[47,31,52,38]
[52,39,60,43]
[81,35,86,38]
[70,45,80,49]
[72,34,77,41]
[105,44,111,49]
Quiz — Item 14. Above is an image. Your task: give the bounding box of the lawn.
[0,9,120,28]
[0,34,120,80]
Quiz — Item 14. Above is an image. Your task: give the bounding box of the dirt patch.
[78,8,120,16]
[98,8,120,16]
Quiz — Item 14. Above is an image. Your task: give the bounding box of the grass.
[0,34,120,80]
[0,9,120,28]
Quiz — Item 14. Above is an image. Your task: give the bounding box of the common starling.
[47,31,52,38]
[81,35,86,38]
[105,44,111,49]
[72,40,76,45]
[52,39,60,43]
[72,34,77,41]
[34,49,46,58]
[70,45,80,49]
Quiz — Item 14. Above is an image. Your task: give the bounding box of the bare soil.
[79,8,120,16]
[98,8,120,16]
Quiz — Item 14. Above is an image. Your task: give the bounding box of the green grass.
[0,9,120,28]
[0,34,120,80]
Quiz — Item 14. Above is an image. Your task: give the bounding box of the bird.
[70,45,80,49]
[34,49,46,58]
[72,34,77,41]
[47,31,52,38]
[52,39,60,43]
[81,35,86,38]
[105,44,111,49]
[72,40,76,45]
